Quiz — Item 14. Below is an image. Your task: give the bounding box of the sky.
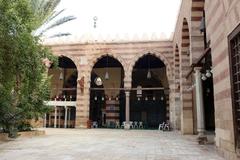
[43,0,182,42]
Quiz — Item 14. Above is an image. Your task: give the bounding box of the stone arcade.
[40,0,240,159]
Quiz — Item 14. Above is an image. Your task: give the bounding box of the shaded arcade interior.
[90,54,169,129]
[46,56,77,128]
[131,54,169,128]
[90,56,125,128]
[199,52,215,132]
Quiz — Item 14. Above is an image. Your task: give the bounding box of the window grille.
[229,24,240,149]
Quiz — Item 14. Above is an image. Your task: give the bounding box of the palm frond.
[43,9,65,25]
[39,16,76,35]
[49,33,72,38]
[41,0,60,18]
[31,0,61,29]
[30,0,77,37]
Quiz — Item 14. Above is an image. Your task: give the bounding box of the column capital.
[125,91,130,96]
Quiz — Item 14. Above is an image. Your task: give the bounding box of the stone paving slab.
[0,129,224,160]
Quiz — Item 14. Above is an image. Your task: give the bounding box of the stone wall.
[173,0,240,159]
[172,0,201,134]
[205,0,240,159]
[46,41,175,129]
[44,1,240,158]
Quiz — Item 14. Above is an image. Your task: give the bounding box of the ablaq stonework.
[41,0,240,159]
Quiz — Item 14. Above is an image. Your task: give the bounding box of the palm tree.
[31,0,76,38]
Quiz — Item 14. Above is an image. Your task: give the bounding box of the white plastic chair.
[115,121,120,128]
[129,121,134,129]
[139,121,143,129]
[92,121,98,128]
[133,121,138,129]
[163,123,170,131]
[121,121,126,128]
[158,122,165,130]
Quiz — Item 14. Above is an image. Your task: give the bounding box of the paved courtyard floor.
[0,128,224,160]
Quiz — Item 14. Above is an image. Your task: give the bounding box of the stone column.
[58,108,61,128]
[125,91,130,129]
[194,67,206,140]
[124,67,132,130]
[43,114,47,128]
[48,113,51,127]
[64,106,68,128]
[68,107,71,128]
[54,106,57,128]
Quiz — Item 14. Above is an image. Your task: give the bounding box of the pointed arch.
[129,51,173,83]
[131,53,170,127]
[58,55,78,70]
[89,53,126,78]
[58,55,77,69]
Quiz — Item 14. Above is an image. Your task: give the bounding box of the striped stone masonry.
[105,100,120,123]
[45,0,240,158]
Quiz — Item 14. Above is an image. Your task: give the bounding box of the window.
[229,24,240,150]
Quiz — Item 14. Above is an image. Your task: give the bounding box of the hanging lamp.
[59,68,64,80]
[205,70,212,78]
[153,96,156,101]
[105,56,109,80]
[147,55,151,79]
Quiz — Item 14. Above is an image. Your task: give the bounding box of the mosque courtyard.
[0,129,224,160]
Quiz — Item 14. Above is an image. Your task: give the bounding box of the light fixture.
[102,97,105,101]
[137,97,141,101]
[105,56,109,80]
[147,55,151,79]
[160,96,164,101]
[105,71,109,80]
[147,70,151,79]
[116,97,119,101]
[94,77,103,86]
[93,16,98,28]
[201,73,207,81]
[137,86,142,96]
[145,97,148,101]
[94,96,98,101]
[153,96,156,101]
[206,88,211,93]
[59,69,63,80]
[206,70,212,78]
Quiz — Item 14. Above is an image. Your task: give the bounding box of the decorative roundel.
[94,77,103,86]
